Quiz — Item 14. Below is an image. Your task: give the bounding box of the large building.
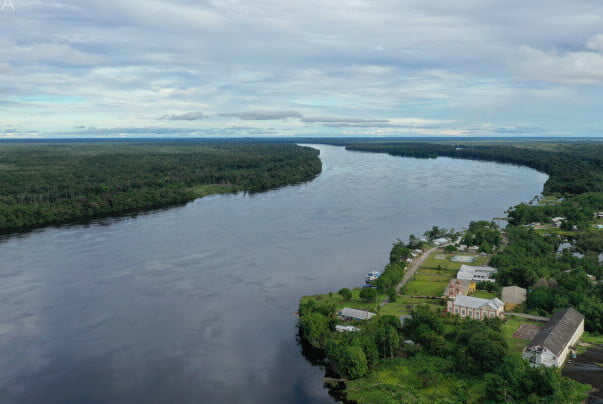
[523,307,584,367]
[338,307,376,321]
[446,295,504,320]
[457,265,497,283]
[501,286,527,310]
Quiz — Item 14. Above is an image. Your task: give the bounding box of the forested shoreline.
[298,140,603,403]
[344,141,603,194]
[0,142,322,232]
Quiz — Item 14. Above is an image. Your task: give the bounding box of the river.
[0,144,548,403]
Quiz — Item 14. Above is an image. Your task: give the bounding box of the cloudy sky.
[1,0,603,137]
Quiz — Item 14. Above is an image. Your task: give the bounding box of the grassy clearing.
[581,332,603,345]
[381,296,443,316]
[417,267,457,277]
[501,317,543,353]
[421,253,489,271]
[471,291,498,299]
[405,276,449,297]
[345,357,486,404]
[301,288,389,314]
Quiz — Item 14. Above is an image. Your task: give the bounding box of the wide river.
[0,144,548,403]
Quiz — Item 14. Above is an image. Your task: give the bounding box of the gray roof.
[527,308,585,356]
[454,295,504,310]
[501,286,527,304]
[339,307,376,320]
[556,242,572,254]
[457,265,497,282]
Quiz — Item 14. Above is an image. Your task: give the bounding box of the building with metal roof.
[501,286,527,310]
[338,307,376,321]
[446,295,504,320]
[457,265,497,283]
[522,307,584,367]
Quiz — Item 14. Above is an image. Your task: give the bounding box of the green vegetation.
[405,275,448,296]
[462,220,502,252]
[0,142,321,232]
[297,140,603,402]
[421,252,488,271]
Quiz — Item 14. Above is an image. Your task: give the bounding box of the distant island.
[0,141,322,233]
[297,140,603,403]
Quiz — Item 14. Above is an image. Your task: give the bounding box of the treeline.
[345,142,603,194]
[492,217,603,333]
[0,142,322,232]
[509,192,603,226]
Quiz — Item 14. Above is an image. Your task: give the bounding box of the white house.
[446,295,504,320]
[457,265,497,283]
[523,307,584,367]
[338,307,376,321]
[335,325,360,332]
[433,237,449,246]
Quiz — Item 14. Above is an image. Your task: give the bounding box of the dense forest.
[0,142,321,232]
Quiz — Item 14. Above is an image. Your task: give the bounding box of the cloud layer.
[1,1,602,137]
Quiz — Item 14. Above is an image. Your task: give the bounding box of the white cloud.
[516,45,603,84]
[586,33,603,52]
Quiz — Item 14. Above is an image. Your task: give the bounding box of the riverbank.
[298,208,603,402]
[0,142,322,233]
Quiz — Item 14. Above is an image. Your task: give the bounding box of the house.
[522,308,585,367]
[399,315,412,327]
[338,307,376,321]
[556,242,573,256]
[457,265,497,283]
[446,295,504,320]
[458,244,468,252]
[443,278,476,298]
[467,245,479,252]
[551,217,566,227]
[433,237,449,246]
[501,286,527,310]
[335,325,360,332]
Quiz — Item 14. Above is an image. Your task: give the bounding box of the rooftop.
[526,307,585,356]
[501,286,527,304]
[454,295,504,310]
[339,307,376,320]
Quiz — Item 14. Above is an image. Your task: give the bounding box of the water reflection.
[0,145,547,403]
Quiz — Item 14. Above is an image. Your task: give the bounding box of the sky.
[1,0,603,138]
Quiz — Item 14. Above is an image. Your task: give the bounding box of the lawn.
[380,296,444,316]
[421,252,490,271]
[417,267,457,277]
[581,331,603,345]
[501,317,543,353]
[471,290,498,299]
[405,275,449,297]
[345,357,488,404]
[301,288,387,314]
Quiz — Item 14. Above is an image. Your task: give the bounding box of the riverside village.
[298,205,603,402]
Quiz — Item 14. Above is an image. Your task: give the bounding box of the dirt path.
[379,245,440,307]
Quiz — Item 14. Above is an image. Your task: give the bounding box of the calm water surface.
[0,145,547,403]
